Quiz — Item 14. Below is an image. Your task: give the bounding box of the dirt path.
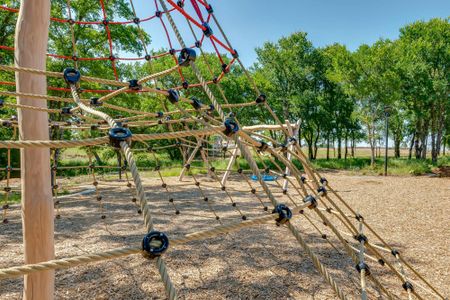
[0,172,448,299]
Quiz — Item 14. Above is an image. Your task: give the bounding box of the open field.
[0,171,449,299]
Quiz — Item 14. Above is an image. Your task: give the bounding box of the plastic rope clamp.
[178,48,197,67]
[90,97,102,106]
[167,89,179,104]
[190,97,202,110]
[317,186,327,195]
[232,49,239,59]
[63,68,81,85]
[177,0,184,8]
[303,195,317,209]
[258,141,269,153]
[300,175,306,183]
[222,63,229,74]
[320,177,327,184]
[355,234,368,244]
[128,79,142,91]
[224,118,239,137]
[202,22,213,37]
[206,4,213,13]
[61,107,72,115]
[402,281,414,291]
[0,98,4,107]
[182,81,189,89]
[108,127,132,148]
[142,231,169,259]
[272,204,292,226]
[355,263,371,276]
[256,94,266,104]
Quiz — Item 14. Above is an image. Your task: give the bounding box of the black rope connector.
[355,213,364,221]
[232,49,239,59]
[355,262,371,276]
[255,94,266,104]
[0,98,4,107]
[355,234,368,244]
[2,120,12,127]
[61,107,72,115]
[108,127,132,148]
[156,111,164,118]
[4,187,11,193]
[257,141,269,153]
[300,176,306,184]
[178,48,196,67]
[177,0,184,8]
[206,4,214,13]
[102,19,109,26]
[195,40,202,48]
[155,10,162,18]
[391,249,400,257]
[72,55,78,61]
[144,54,151,61]
[317,186,327,195]
[128,79,142,91]
[251,188,256,194]
[303,195,317,209]
[221,63,229,74]
[67,18,75,25]
[378,259,385,266]
[191,97,202,110]
[402,281,414,291]
[272,204,292,226]
[90,97,102,106]
[320,177,327,184]
[182,81,189,89]
[237,168,243,174]
[202,22,213,37]
[208,104,215,112]
[142,231,169,259]
[224,118,239,136]
[133,17,140,24]
[63,68,81,85]
[109,55,116,61]
[167,89,179,104]
[184,164,190,170]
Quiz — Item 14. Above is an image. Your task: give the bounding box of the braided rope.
[0,137,109,148]
[69,83,178,299]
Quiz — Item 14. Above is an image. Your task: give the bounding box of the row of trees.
[251,18,449,164]
[0,1,448,167]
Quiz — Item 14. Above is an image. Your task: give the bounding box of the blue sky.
[135,0,449,67]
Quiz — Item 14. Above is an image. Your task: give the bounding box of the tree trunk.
[326,133,330,160]
[337,134,342,159]
[408,133,415,159]
[15,0,55,298]
[344,132,348,160]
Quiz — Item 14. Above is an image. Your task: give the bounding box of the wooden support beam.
[15,0,54,299]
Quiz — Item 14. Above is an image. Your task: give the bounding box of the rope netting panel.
[0,1,446,299]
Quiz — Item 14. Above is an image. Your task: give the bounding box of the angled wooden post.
[15,0,55,299]
[282,119,301,191]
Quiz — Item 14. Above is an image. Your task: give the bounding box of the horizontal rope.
[0,202,310,280]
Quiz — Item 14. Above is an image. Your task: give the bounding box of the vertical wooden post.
[15,0,54,299]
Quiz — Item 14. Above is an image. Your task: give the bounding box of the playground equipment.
[0,1,447,299]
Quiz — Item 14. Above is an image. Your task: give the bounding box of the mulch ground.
[0,171,449,299]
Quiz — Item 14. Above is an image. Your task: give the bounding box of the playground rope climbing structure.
[0,1,447,299]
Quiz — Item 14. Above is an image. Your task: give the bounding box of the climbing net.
[0,1,447,299]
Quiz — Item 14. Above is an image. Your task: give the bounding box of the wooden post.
[178,143,201,181]
[221,146,239,186]
[282,120,300,191]
[15,0,55,299]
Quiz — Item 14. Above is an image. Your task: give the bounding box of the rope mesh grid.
[0,1,446,299]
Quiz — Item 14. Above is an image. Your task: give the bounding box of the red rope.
[190,0,205,23]
[98,0,118,80]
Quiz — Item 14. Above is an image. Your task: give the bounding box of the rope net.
[0,1,446,299]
